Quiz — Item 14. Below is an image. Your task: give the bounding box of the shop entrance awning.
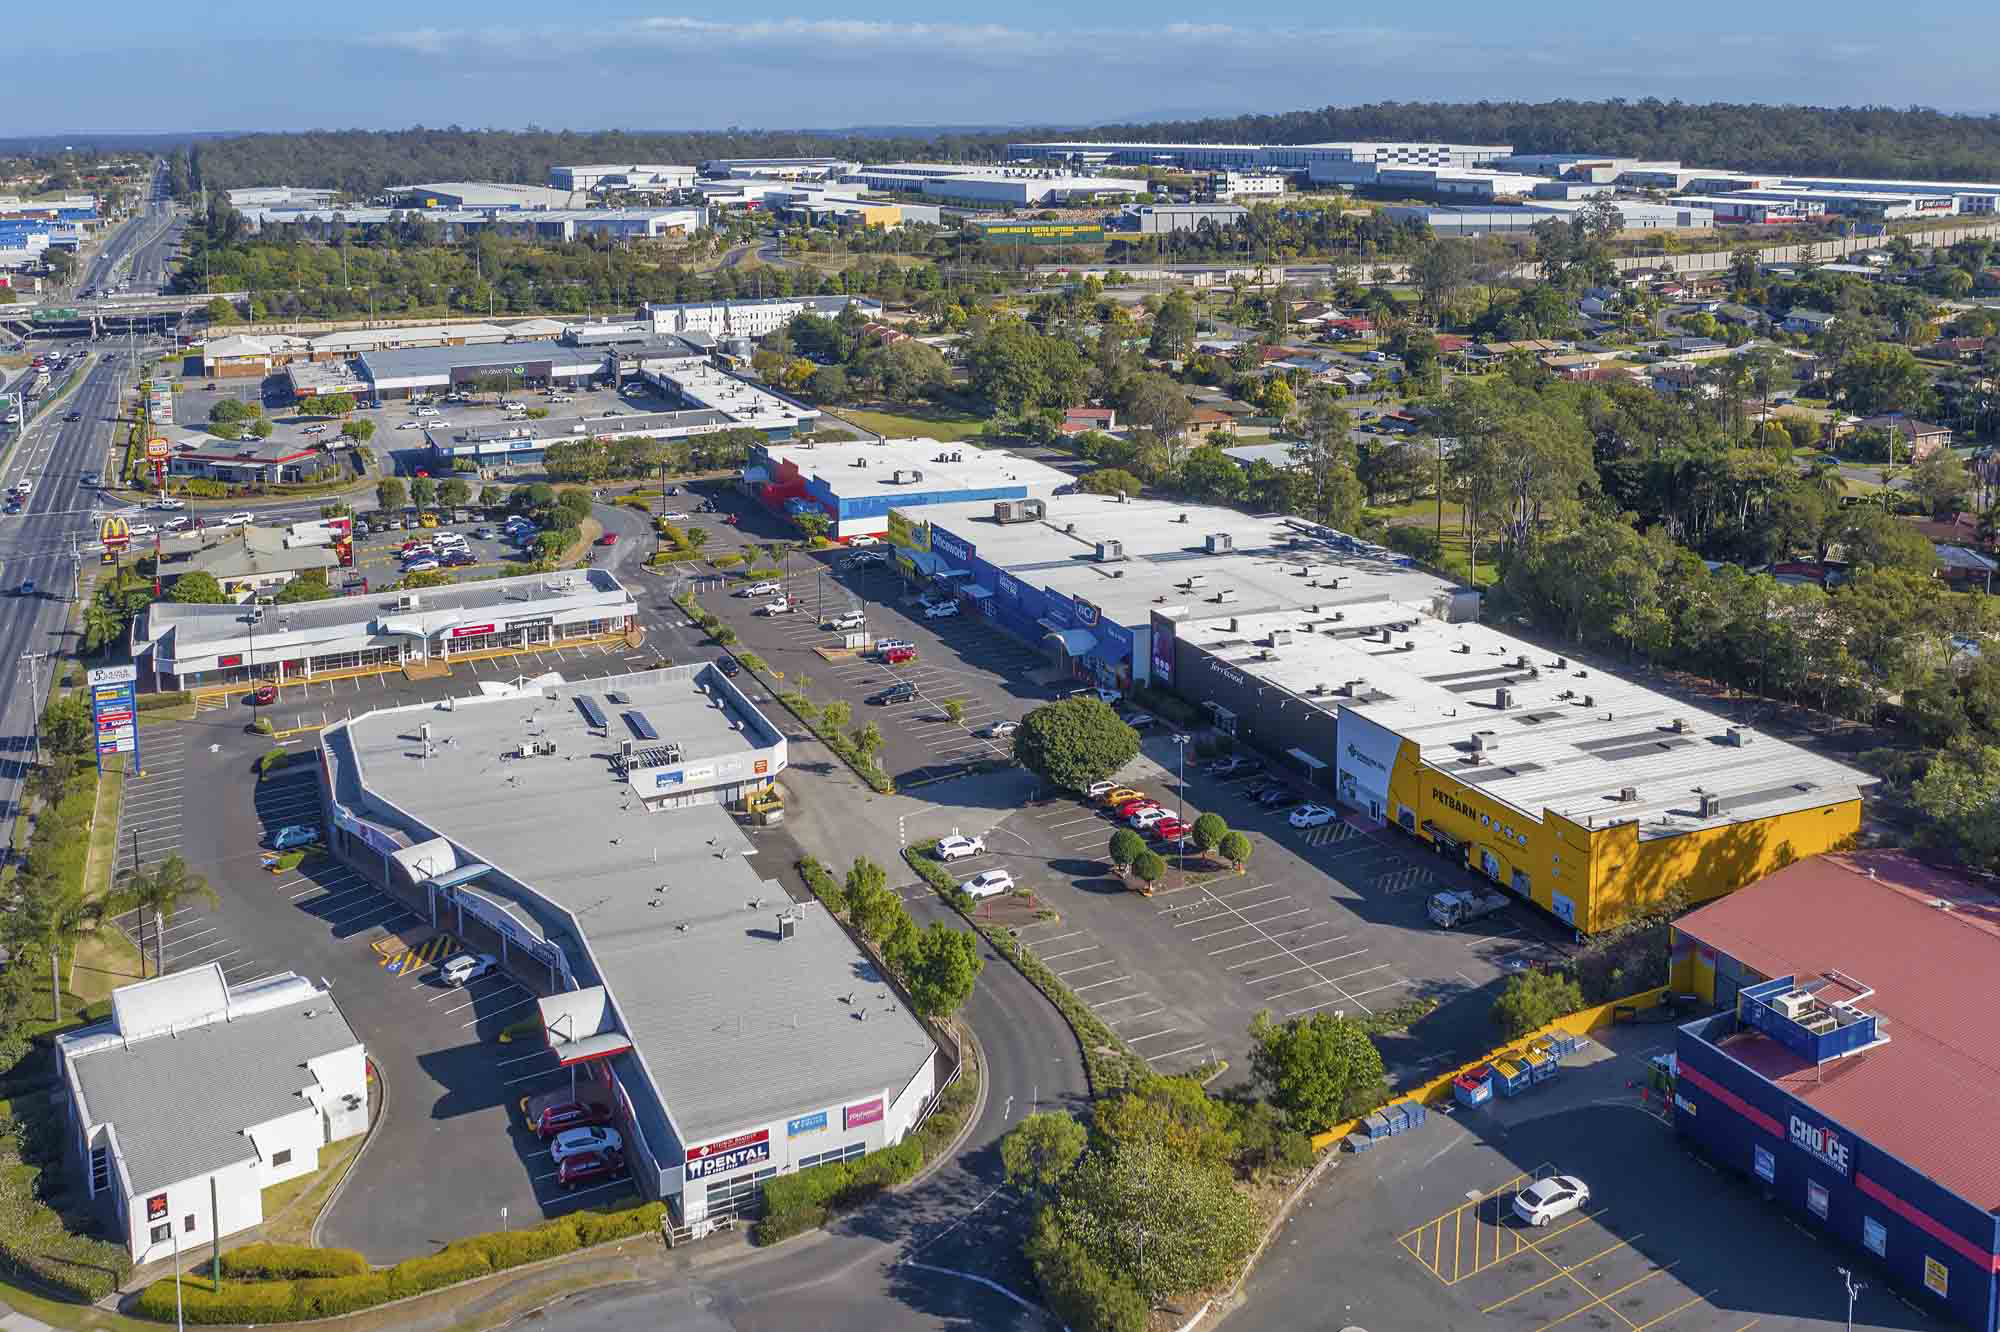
[1044,627,1098,656]
[1287,748,1327,771]
[538,986,634,1067]
[428,863,493,890]
[962,584,994,601]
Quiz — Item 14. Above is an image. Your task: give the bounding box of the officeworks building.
[1669,853,2000,1332]
[316,666,941,1226]
[1153,600,1874,933]
[885,495,1462,694]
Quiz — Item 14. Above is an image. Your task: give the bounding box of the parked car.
[557,1149,627,1191]
[1290,804,1337,828]
[1122,711,1157,730]
[440,953,497,987]
[874,639,914,656]
[828,611,866,631]
[715,655,740,677]
[1128,806,1172,830]
[846,550,888,567]
[868,682,918,705]
[443,551,475,567]
[532,1100,613,1139]
[1113,797,1158,818]
[1259,788,1302,810]
[879,646,917,665]
[549,1126,624,1165]
[961,869,1015,900]
[739,581,782,598]
[936,835,986,862]
[1150,818,1190,842]
[760,598,795,615]
[923,600,961,619]
[1513,1176,1590,1227]
[1204,755,1255,777]
[268,824,317,850]
[1102,787,1146,808]
[403,557,440,573]
[847,535,880,546]
[1085,780,1119,800]
[980,720,1019,738]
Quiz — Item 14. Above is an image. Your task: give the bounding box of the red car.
[251,684,278,706]
[533,1100,614,1139]
[880,646,917,665]
[1158,830,1198,853]
[595,532,619,546]
[1114,797,1162,819]
[1150,818,1189,842]
[556,1149,626,1191]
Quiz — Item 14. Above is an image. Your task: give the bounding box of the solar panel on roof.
[624,711,659,742]
[575,695,608,731]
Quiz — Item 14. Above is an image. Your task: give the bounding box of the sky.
[5,1,1998,135]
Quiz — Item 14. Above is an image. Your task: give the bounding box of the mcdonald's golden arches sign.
[99,514,131,547]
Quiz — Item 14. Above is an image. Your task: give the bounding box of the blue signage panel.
[787,1111,828,1138]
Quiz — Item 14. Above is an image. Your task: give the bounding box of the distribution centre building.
[1148,599,1874,934]
[317,666,941,1226]
[130,568,638,693]
[886,496,1462,695]
[57,967,370,1265]
[1668,851,2000,1332]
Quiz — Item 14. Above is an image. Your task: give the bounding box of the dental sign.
[684,1129,770,1181]
[1789,1114,1851,1176]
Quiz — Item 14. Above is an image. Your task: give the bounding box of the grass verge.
[904,841,1145,1096]
[836,404,987,442]
[257,1134,367,1247]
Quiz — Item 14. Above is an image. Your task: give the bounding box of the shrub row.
[258,747,293,776]
[132,1201,665,1324]
[221,1242,368,1280]
[795,855,845,914]
[905,843,1148,1096]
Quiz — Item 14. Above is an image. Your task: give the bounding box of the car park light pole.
[1837,1267,1863,1332]
[1171,733,1191,874]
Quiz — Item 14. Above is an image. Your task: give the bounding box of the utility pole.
[1837,1267,1863,1332]
[19,651,51,766]
[1172,734,1191,876]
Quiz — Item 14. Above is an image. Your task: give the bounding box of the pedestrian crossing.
[377,932,457,976]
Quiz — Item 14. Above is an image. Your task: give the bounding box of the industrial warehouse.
[316,666,941,1225]
[130,568,638,692]
[1152,600,1874,932]
[1668,852,2000,1332]
[750,437,1071,540]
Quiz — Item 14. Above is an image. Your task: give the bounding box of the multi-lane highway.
[76,160,177,299]
[0,349,139,840]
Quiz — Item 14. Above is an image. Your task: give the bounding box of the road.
[0,350,137,843]
[75,160,175,299]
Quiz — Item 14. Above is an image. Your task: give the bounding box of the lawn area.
[837,403,989,442]
[1366,497,1500,586]
[258,1132,368,1246]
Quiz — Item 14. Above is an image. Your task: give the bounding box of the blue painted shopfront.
[1675,1011,2000,1332]
[925,521,1142,689]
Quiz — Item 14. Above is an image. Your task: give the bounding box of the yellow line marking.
[1483,1236,1639,1313]
[1535,1265,1674,1332]
[1631,1290,1715,1331]
[1455,1211,1599,1284]
[1453,1203,1462,1282]
[1730,1321,1760,1332]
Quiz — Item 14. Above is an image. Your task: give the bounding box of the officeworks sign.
[1789,1113,1851,1176]
[930,529,971,564]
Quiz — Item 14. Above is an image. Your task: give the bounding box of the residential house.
[1857,412,1953,460]
[1714,303,1765,328]
[1781,309,1837,335]
[1061,406,1118,434]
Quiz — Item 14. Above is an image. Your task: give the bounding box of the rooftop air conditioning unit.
[1456,642,1472,654]
[1495,687,1515,709]
[1515,654,1531,668]
[1399,639,1415,652]
[1671,718,1691,734]
[1270,629,1294,647]
[1698,792,1722,817]
[1470,731,1495,754]
[1093,539,1124,562]
[1619,786,1639,803]
[1186,573,1207,588]
[1260,648,1277,661]
[1205,533,1233,554]
[1771,991,1817,1021]
[1215,588,1237,603]
[1554,655,1568,668]
[1726,727,1753,747]
[396,592,417,610]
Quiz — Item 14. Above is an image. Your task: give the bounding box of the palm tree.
[83,600,125,654]
[20,873,107,1021]
[118,853,217,979]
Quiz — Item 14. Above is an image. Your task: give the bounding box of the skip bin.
[1492,1057,1532,1097]
[1346,1132,1375,1154]
[1453,1068,1494,1108]
[1405,1100,1428,1128]
[1364,1111,1392,1140]
[1383,1103,1409,1136]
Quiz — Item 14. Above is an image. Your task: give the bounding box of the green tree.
[168,570,228,604]
[1177,446,1246,503]
[341,417,376,443]
[376,477,407,513]
[1130,849,1166,888]
[850,721,885,762]
[1217,829,1252,870]
[438,478,471,510]
[118,853,217,979]
[1829,343,1931,417]
[1091,1075,1238,1166]
[410,477,437,509]
[892,921,984,1018]
[844,857,904,941]
[1913,744,2000,869]
[808,364,849,403]
[1013,699,1141,792]
[1147,290,1197,361]
[204,296,237,324]
[1108,827,1145,869]
[1248,1009,1390,1131]
[1048,1139,1258,1302]
[1001,1112,1089,1200]
[1077,468,1143,498]
[1491,970,1586,1039]
[1025,1211,1149,1332]
[557,488,592,524]
[1191,812,1229,853]
[38,695,93,761]
[247,417,274,439]
[274,573,336,603]
[819,698,851,733]
[1909,447,1973,517]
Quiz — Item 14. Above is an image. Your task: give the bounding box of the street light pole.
[1837,1267,1863,1332]
[1171,733,1190,876]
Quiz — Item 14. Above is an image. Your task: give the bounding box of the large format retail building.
[1669,852,2000,1332]
[317,667,941,1225]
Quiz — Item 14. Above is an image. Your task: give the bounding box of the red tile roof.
[1679,851,2000,1208]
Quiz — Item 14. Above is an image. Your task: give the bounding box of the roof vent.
[1670,717,1691,734]
[1619,786,1639,803]
[1698,792,1722,818]
[1456,642,1471,654]
[1495,687,1515,709]
[1205,532,1233,554]
[1269,629,1294,647]
[1725,727,1753,746]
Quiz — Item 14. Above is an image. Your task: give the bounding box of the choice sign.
[683,1129,770,1181]
[1789,1113,1851,1176]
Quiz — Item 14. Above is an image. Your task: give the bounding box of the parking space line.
[1533,1264,1671,1332]
[1144,1041,1208,1063]
[465,994,540,1027]
[1104,1008,1165,1027]
[1020,928,1082,945]
[1070,975,1131,992]
[1628,1290,1715,1332]
[1123,1027,1183,1044]
[1089,992,1150,1009]
[1040,945,1100,962]
[444,982,524,1014]
[1053,959,1117,978]
[1231,944,1363,972]
[1482,1236,1637,1312]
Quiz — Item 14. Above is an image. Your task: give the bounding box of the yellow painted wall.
[858,204,901,228]
[1386,744,1862,935]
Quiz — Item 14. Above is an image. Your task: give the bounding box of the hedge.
[258,748,293,775]
[137,689,191,711]
[220,1242,367,1280]
[130,1201,665,1323]
[755,1141,923,1245]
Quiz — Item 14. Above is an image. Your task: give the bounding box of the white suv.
[936,835,986,862]
[924,600,960,620]
[961,869,1015,899]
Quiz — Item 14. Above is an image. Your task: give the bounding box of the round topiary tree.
[1131,849,1167,891]
[1192,812,1229,854]
[1012,698,1140,793]
[1108,827,1146,870]
[1217,830,1253,872]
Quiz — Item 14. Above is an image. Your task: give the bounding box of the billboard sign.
[450,624,496,638]
[930,529,971,565]
[99,514,131,548]
[684,1129,770,1181]
[885,509,930,554]
[1149,612,1176,684]
[786,1111,828,1139]
[1788,1113,1851,1176]
[844,1097,884,1131]
[89,665,139,770]
[146,436,170,461]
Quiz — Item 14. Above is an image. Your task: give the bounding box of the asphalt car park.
[977,733,1576,1084]
[1246,1034,1950,1332]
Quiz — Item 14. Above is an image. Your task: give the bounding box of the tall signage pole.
[88,665,140,777]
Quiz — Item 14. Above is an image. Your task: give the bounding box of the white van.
[416,407,441,418]
[830,611,866,631]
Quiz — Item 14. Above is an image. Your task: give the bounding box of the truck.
[1426,888,1512,929]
